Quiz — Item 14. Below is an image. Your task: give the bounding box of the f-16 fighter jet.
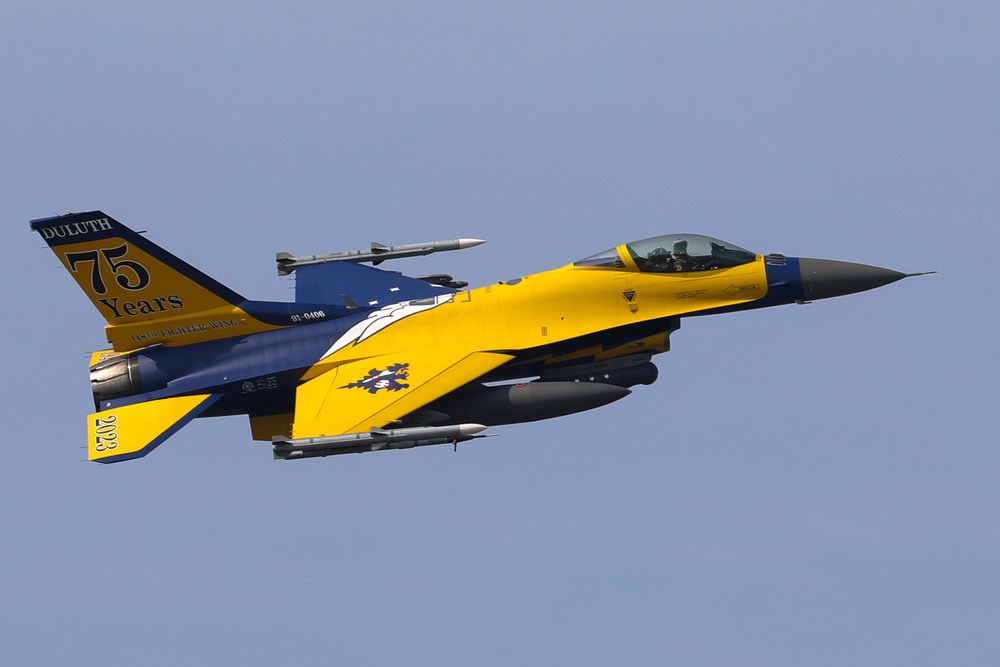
[31,211,925,462]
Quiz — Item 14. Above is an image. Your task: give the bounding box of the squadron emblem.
[341,363,410,394]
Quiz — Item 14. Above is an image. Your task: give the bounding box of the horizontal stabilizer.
[88,393,222,463]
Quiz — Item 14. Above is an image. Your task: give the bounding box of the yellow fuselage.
[321,255,769,372]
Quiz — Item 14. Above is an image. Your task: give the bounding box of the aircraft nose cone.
[799,258,907,300]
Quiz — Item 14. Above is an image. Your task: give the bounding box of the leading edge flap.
[88,393,222,463]
[292,350,514,438]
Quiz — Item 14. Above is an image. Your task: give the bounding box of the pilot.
[671,239,696,271]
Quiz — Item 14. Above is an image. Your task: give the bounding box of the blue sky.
[3,2,998,664]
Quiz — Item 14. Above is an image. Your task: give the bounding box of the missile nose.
[798,258,907,301]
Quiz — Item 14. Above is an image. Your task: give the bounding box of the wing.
[290,350,514,438]
[293,261,456,308]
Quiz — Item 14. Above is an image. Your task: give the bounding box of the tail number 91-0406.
[94,415,119,452]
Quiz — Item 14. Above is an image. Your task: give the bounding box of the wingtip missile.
[277,238,487,274]
[272,423,490,459]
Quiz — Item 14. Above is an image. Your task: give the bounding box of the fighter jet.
[31,211,926,462]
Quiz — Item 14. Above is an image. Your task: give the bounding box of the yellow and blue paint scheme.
[32,211,909,462]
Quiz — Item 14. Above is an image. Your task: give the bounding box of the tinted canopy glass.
[575,234,757,273]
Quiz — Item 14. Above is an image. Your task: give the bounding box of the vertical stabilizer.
[31,211,286,350]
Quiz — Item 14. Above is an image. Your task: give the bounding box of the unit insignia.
[341,363,411,394]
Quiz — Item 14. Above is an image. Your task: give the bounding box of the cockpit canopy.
[574,234,757,273]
